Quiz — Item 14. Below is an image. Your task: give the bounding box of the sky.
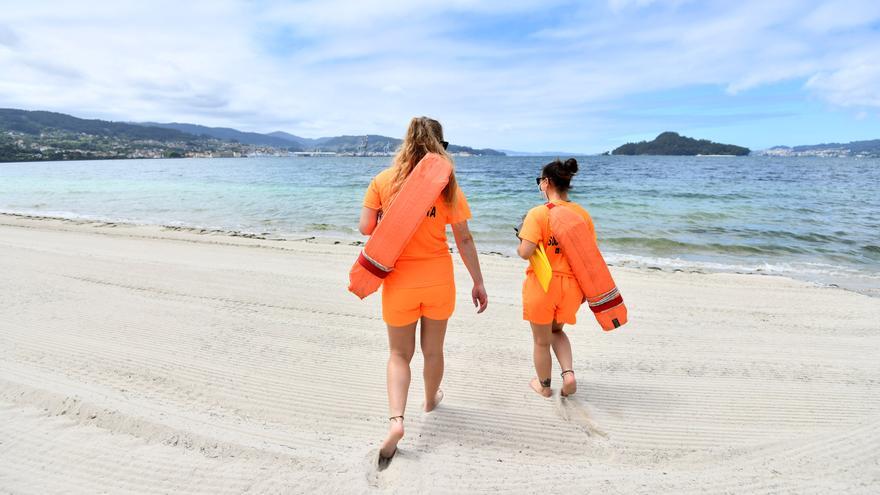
[1,0,879,153]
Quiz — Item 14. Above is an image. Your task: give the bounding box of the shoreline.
[1,211,873,298]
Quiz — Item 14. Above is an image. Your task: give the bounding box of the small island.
[612,132,750,156]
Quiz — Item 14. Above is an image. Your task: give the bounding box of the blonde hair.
[391,116,457,204]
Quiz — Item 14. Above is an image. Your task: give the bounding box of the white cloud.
[607,0,659,12]
[800,0,880,33]
[0,24,20,47]
[806,51,880,108]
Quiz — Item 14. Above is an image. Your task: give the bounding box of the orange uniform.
[518,200,594,325]
[363,167,471,326]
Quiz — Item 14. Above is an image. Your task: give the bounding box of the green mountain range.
[2,109,194,142]
[0,108,503,162]
[612,132,750,156]
[139,122,302,149]
[144,123,503,156]
[761,139,880,157]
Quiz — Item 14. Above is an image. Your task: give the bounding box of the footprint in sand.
[554,394,609,439]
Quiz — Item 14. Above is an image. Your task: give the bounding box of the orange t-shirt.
[519,200,595,277]
[363,167,471,288]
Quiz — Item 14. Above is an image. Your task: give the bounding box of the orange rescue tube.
[546,202,627,331]
[348,153,453,299]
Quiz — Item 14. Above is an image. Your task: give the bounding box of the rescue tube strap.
[357,251,392,279]
[589,287,620,306]
[589,294,624,314]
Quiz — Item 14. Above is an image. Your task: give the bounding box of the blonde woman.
[358,117,488,461]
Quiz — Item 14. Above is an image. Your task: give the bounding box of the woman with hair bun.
[515,158,593,398]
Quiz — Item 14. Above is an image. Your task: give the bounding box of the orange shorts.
[382,283,456,327]
[522,272,584,325]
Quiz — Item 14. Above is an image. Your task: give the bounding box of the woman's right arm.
[451,221,488,314]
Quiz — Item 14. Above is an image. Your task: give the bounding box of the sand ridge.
[1,214,878,493]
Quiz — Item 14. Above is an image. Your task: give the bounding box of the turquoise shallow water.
[1,155,878,294]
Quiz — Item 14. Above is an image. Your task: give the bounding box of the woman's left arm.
[451,221,488,313]
[359,207,379,235]
[516,239,537,259]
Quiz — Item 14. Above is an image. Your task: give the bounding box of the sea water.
[1,155,878,295]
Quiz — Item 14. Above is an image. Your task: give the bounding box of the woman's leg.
[420,316,448,412]
[529,322,554,397]
[380,321,417,458]
[551,321,577,396]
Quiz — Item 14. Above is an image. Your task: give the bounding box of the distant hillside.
[1,108,504,162]
[498,149,582,157]
[759,139,880,157]
[265,131,332,147]
[0,109,271,162]
[147,124,503,155]
[270,132,503,155]
[612,132,750,156]
[140,122,301,150]
[316,134,401,153]
[791,139,880,153]
[450,145,505,156]
[1,109,194,142]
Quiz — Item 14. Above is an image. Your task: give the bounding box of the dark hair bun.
[541,157,577,192]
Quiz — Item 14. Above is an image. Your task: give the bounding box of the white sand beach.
[1,213,878,494]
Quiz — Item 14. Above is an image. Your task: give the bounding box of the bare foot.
[561,370,577,397]
[529,377,552,398]
[424,389,444,413]
[379,417,404,460]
